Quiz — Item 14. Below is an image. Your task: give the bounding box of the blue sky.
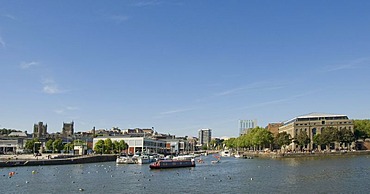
[1,0,370,137]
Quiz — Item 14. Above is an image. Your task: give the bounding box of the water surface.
[0,155,368,193]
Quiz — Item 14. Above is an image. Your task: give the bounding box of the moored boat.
[116,154,136,164]
[137,155,151,164]
[220,150,231,157]
[149,159,195,169]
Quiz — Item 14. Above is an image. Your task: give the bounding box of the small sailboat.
[211,155,221,164]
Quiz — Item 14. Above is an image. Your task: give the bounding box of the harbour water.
[0,154,369,194]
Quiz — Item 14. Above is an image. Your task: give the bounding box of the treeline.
[223,127,274,151]
[0,128,21,135]
[24,138,78,153]
[223,119,370,151]
[354,119,370,140]
[93,139,128,154]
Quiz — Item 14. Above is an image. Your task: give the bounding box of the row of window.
[295,121,352,126]
[297,116,348,122]
[294,126,351,136]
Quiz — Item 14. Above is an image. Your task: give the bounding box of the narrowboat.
[149,159,195,169]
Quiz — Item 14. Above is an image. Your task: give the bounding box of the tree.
[25,138,41,152]
[0,128,20,135]
[337,128,355,150]
[113,141,120,154]
[45,139,54,151]
[313,134,324,150]
[275,132,291,149]
[104,138,113,154]
[94,139,105,154]
[296,131,311,151]
[321,127,339,150]
[53,139,64,153]
[209,139,219,150]
[201,144,208,150]
[354,119,370,140]
[118,140,128,151]
[238,135,249,149]
[64,143,74,153]
[73,139,85,146]
[250,127,273,150]
[224,138,237,149]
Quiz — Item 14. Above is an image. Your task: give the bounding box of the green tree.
[53,139,64,153]
[237,135,248,149]
[224,138,237,149]
[201,144,208,150]
[313,134,324,150]
[337,128,355,150]
[209,139,219,150]
[45,139,54,151]
[113,141,120,154]
[94,139,105,154]
[104,138,113,154]
[24,138,41,152]
[64,143,74,153]
[354,119,370,140]
[73,139,85,146]
[321,127,339,150]
[118,140,128,151]
[296,131,311,151]
[249,127,273,150]
[0,128,20,135]
[275,132,291,149]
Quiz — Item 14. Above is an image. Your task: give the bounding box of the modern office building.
[93,136,166,154]
[33,122,47,138]
[279,113,354,151]
[239,120,257,135]
[198,128,212,146]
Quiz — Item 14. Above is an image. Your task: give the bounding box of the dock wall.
[0,155,117,168]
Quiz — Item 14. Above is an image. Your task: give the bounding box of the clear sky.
[1,0,370,138]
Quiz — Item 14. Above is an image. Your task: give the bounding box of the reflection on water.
[0,155,369,193]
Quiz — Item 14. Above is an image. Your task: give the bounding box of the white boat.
[211,160,220,164]
[173,155,194,161]
[137,155,151,164]
[116,155,136,164]
[234,154,241,158]
[220,150,231,157]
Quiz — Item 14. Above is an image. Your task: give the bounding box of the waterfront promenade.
[239,149,370,158]
[0,154,116,167]
[1,154,369,193]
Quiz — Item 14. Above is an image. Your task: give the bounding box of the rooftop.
[283,112,349,125]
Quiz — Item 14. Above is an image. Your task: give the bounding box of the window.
[312,128,317,136]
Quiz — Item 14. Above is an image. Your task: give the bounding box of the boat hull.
[116,157,136,164]
[149,160,195,169]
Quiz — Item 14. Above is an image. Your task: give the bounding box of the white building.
[93,136,166,154]
[239,119,257,135]
[198,129,212,146]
